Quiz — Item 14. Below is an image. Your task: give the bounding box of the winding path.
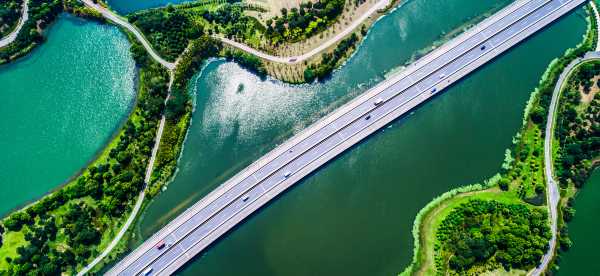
[532,3,600,274]
[80,0,175,69]
[218,0,391,64]
[0,0,29,48]
[77,73,174,276]
[532,50,600,275]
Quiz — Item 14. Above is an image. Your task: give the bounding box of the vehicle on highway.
[480,45,486,50]
[289,58,297,62]
[143,267,153,276]
[242,195,250,202]
[284,171,292,178]
[156,241,166,250]
[374,98,384,105]
[365,114,372,120]
[439,73,446,79]
[431,88,437,94]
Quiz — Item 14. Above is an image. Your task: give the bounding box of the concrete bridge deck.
[107,0,586,274]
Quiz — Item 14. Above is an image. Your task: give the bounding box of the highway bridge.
[107,0,586,274]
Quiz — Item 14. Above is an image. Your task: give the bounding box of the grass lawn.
[0,231,27,270]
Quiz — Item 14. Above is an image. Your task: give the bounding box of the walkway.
[0,0,29,48]
[80,0,176,70]
[107,0,586,274]
[218,0,391,64]
[532,51,600,275]
[77,73,174,276]
[531,1,600,273]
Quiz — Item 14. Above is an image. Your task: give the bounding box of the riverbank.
[402,5,597,275]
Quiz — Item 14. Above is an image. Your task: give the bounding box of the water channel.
[126,0,588,275]
[0,15,135,216]
[557,169,600,274]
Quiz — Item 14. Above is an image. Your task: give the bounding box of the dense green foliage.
[436,200,550,273]
[265,0,345,43]
[0,0,23,38]
[0,0,62,64]
[129,6,205,61]
[200,3,264,40]
[555,62,600,189]
[222,48,266,77]
[304,33,358,82]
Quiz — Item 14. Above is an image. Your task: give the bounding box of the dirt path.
[218,0,391,64]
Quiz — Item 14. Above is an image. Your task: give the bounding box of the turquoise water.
[127,0,588,275]
[0,15,136,216]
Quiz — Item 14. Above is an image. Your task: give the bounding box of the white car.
[284,171,292,178]
[439,73,446,79]
[374,98,384,105]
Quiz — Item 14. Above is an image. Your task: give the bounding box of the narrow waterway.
[556,169,600,275]
[130,0,587,275]
[0,15,136,216]
[105,0,194,14]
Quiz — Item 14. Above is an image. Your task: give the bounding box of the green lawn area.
[0,231,27,270]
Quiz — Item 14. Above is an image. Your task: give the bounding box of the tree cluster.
[555,66,600,189]
[265,0,345,42]
[304,33,358,82]
[129,8,204,61]
[436,200,550,273]
[222,48,267,78]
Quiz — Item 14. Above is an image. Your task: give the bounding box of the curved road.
[80,0,175,70]
[0,0,29,48]
[218,0,390,64]
[532,2,600,273]
[532,51,600,275]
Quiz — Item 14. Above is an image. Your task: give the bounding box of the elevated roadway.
[107,0,586,274]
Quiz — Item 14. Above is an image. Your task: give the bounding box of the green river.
[126,0,588,275]
[557,169,600,274]
[0,15,135,216]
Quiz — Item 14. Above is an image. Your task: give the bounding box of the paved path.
[0,0,29,48]
[107,0,586,274]
[531,51,600,276]
[218,0,391,64]
[80,0,175,70]
[77,73,174,276]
